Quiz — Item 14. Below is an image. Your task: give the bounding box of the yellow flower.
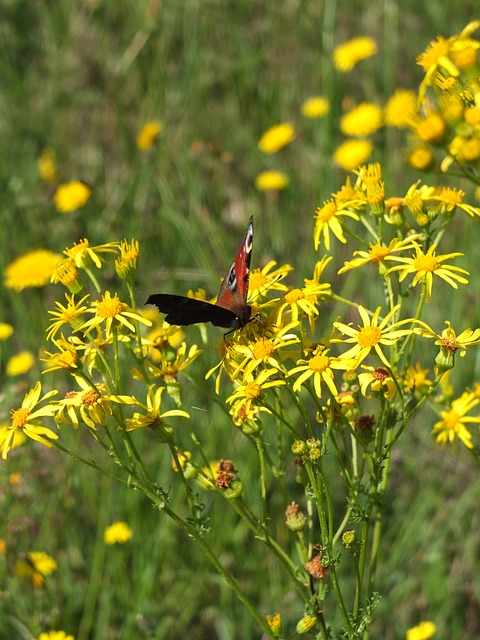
[36,632,75,640]
[226,368,285,415]
[358,366,397,399]
[0,323,14,340]
[416,35,460,101]
[104,521,132,545]
[41,335,82,374]
[333,304,413,368]
[258,123,295,153]
[63,238,118,270]
[6,351,35,376]
[248,261,293,300]
[333,36,377,72]
[136,120,163,150]
[51,258,83,293]
[405,143,434,171]
[266,613,282,636]
[384,89,417,128]
[429,187,480,218]
[432,392,480,449]
[5,249,62,291]
[124,385,189,431]
[115,238,140,280]
[415,112,445,143]
[15,551,57,588]
[333,139,373,171]
[288,347,356,398]
[38,148,57,183]
[338,236,420,275]
[47,293,90,341]
[385,242,469,303]
[301,96,330,118]
[79,291,152,337]
[313,199,360,251]
[414,320,480,359]
[340,102,383,137]
[2,382,58,459]
[406,620,436,640]
[54,181,91,213]
[403,363,432,392]
[255,170,289,191]
[144,342,202,381]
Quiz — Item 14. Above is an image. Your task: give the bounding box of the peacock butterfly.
[146,216,253,330]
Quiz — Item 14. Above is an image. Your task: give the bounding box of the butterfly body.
[146,217,253,329]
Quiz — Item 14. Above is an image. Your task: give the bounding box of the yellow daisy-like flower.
[124,385,190,431]
[79,291,152,338]
[16,551,57,588]
[136,120,163,150]
[333,139,374,171]
[115,238,140,280]
[266,613,282,636]
[258,123,295,154]
[51,258,83,293]
[429,187,480,218]
[432,391,480,449]
[384,89,417,128]
[385,242,469,303]
[415,320,480,359]
[338,235,420,275]
[0,423,26,451]
[340,102,383,137]
[288,347,356,398]
[47,293,90,341]
[41,334,82,374]
[63,238,118,270]
[415,112,446,143]
[6,351,35,376]
[403,363,432,392]
[1,382,58,459]
[248,261,293,300]
[406,620,436,640]
[54,181,91,213]
[0,323,14,340]
[333,304,413,368]
[36,632,75,640]
[416,35,460,101]
[301,96,330,118]
[4,249,62,291]
[104,521,132,545]
[144,342,202,381]
[333,36,377,72]
[226,368,285,415]
[231,321,300,379]
[255,170,289,191]
[358,366,397,399]
[405,143,434,171]
[313,199,360,251]
[38,148,57,183]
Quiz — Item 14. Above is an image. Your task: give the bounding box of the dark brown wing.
[146,294,239,328]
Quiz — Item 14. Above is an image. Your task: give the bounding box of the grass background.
[2,1,480,638]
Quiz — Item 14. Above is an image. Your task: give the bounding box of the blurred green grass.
[2,1,480,638]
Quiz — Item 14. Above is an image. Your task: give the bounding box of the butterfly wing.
[146,294,238,328]
[215,215,253,327]
[146,217,254,329]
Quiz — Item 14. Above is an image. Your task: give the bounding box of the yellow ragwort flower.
[429,187,480,218]
[5,249,62,291]
[6,351,35,377]
[301,96,330,119]
[36,632,75,640]
[358,366,397,399]
[124,385,190,431]
[255,170,289,191]
[41,335,82,374]
[258,123,295,153]
[63,238,118,270]
[333,139,373,171]
[384,89,417,128]
[333,304,413,368]
[0,323,14,340]
[2,382,58,459]
[104,521,132,545]
[79,291,152,337]
[248,261,293,300]
[432,391,480,449]
[15,551,57,589]
[340,102,383,137]
[226,368,285,415]
[406,620,436,640]
[414,320,480,358]
[385,242,469,303]
[313,199,360,251]
[136,120,163,150]
[333,36,377,72]
[47,293,90,341]
[38,148,57,183]
[289,347,356,398]
[405,143,434,171]
[403,363,432,392]
[54,181,91,213]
